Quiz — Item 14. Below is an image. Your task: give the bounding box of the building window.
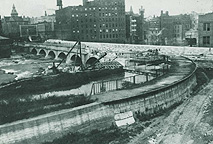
[203,36,210,45]
[203,23,210,31]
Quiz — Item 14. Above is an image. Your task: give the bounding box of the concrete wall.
[0,103,114,144]
[107,72,196,116]
[0,59,197,144]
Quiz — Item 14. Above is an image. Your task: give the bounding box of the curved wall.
[0,58,197,144]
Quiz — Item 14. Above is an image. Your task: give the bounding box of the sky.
[0,0,212,18]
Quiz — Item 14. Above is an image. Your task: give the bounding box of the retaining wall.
[0,59,197,144]
[0,103,114,144]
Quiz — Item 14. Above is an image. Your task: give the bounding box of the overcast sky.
[0,0,212,18]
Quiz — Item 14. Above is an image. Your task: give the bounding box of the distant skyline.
[0,0,213,18]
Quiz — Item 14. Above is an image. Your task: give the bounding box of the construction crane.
[49,41,80,74]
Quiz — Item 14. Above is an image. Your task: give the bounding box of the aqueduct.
[28,45,101,66]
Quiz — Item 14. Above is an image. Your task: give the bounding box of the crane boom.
[56,41,79,69]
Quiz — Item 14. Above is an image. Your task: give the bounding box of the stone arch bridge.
[25,43,102,66]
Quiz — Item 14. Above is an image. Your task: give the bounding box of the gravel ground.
[128,80,213,144]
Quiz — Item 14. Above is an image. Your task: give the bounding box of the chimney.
[83,0,89,6]
[161,10,163,16]
[130,6,133,14]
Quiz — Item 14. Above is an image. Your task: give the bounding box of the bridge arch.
[38,49,46,57]
[47,51,56,59]
[31,48,37,55]
[58,52,67,60]
[86,57,99,65]
[70,55,82,66]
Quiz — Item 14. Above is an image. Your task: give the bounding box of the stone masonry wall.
[0,61,197,144]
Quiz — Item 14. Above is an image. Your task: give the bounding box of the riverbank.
[41,62,212,144]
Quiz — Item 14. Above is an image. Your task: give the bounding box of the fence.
[90,70,164,96]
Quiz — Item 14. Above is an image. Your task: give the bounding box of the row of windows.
[70,7,96,11]
[70,34,124,40]
[71,29,125,34]
[99,17,125,22]
[100,29,119,32]
[100,23,124,28]
[71,12,123,18]
[68,18,125,25]
[100,34,119,39]
[99,12,117,17]
[69,6,122,12]
[71,28,125,33]
[70,22,125,29]
[98,7,118,11]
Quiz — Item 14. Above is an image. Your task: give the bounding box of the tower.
[57,0,63,9]
[130,6,133,14]
[11,4,18,17]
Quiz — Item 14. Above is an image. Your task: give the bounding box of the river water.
[0,55,151,100]
[30,72,147,100]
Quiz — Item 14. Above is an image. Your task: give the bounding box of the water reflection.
[32,72,141,99]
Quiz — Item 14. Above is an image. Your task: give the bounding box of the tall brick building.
[198,13,213,47]
[125,6,145,44]
[55,0,126,43]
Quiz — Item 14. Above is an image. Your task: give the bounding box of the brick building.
[55,0,126,43]
[1,4,30,39]
[198,13,213,47]
[160,11,192,45]
[146,11,192,45]
[30,13,56,40]
[125,6,145,44]
[146,16,161,45]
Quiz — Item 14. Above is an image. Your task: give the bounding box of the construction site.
[0,40,213,144]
